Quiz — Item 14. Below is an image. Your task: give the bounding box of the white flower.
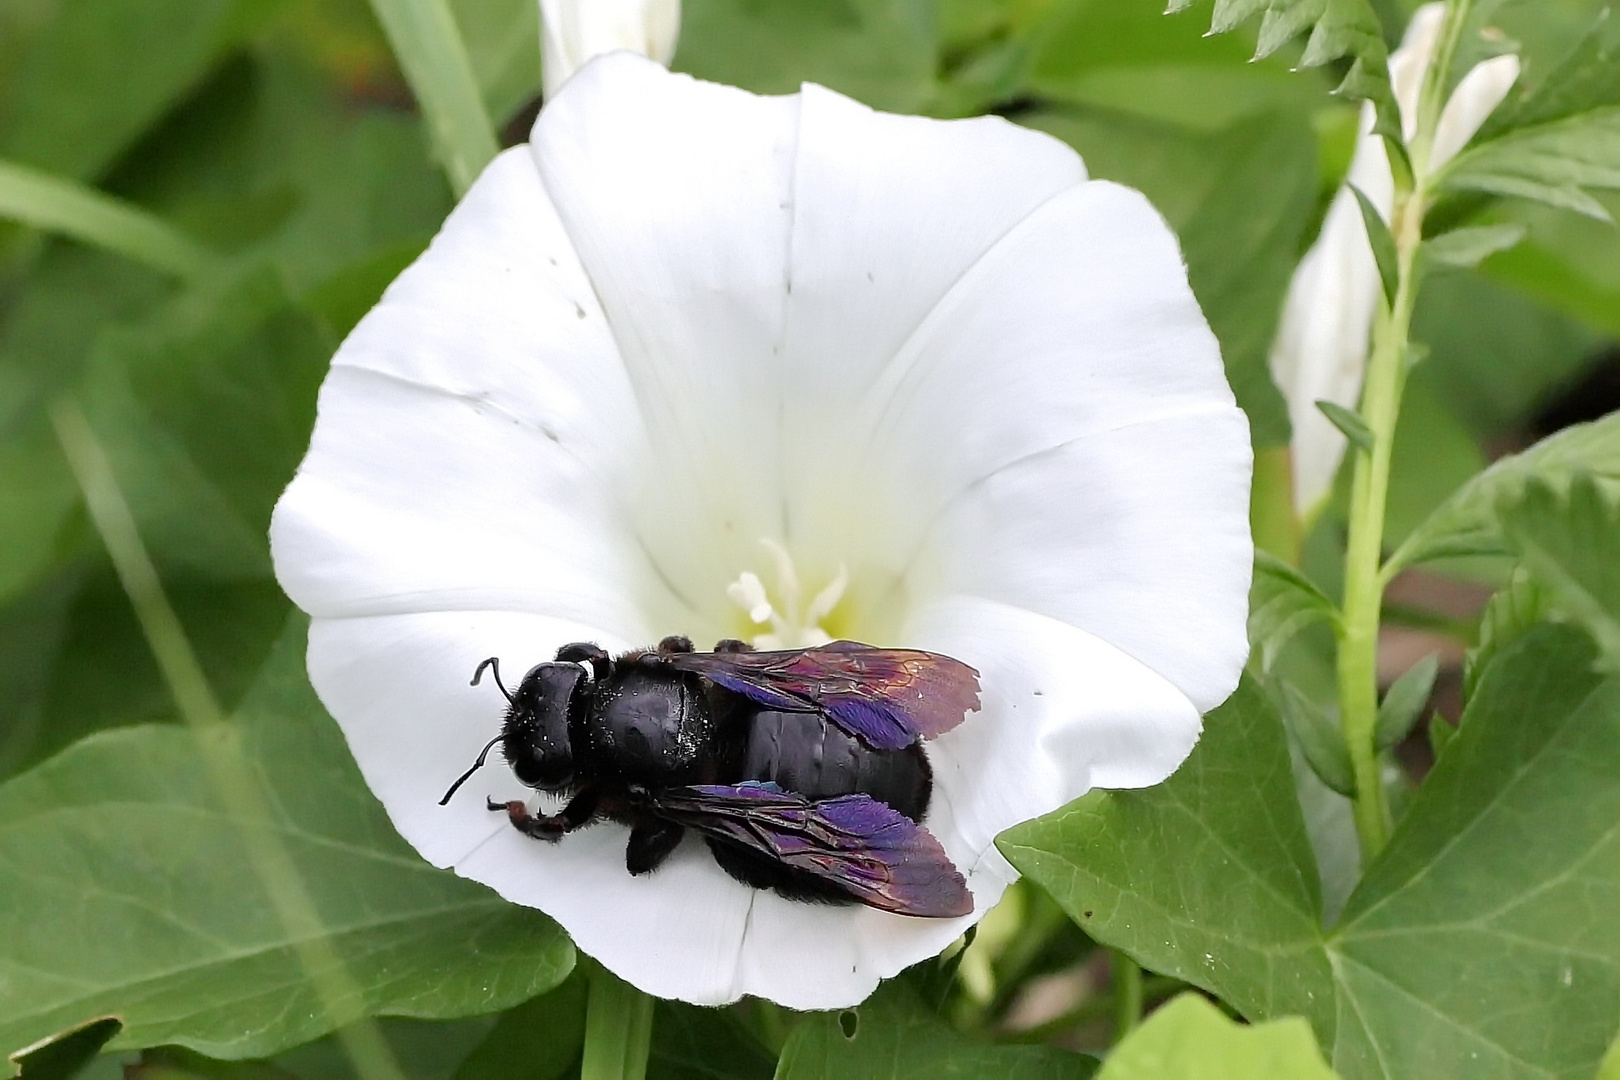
[269,54,1253,1008]
[1270,3,1520,517]
[540,0,680,99]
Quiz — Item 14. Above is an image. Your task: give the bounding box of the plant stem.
[1111,950,1143,1041]
[581,961,656,1080]
[1336,0,1473,863]
[1336,192,1426,863]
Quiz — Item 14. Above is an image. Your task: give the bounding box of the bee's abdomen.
[736,709,932,822]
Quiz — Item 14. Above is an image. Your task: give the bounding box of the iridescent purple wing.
[653,783,973,918]
[662,641,980,751]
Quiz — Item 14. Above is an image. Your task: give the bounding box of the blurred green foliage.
[0,0,1617,1077]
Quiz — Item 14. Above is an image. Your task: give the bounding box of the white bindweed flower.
[269,54,1253,1008]
[1270,3,1519,517]
[539,0,679,99]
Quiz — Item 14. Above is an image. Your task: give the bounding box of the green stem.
[581,962,656,1080]
[1336,193,1426,863]
[1412,0,1476,165]
[1336,0,1473,863]
[1111,950,1143,1041]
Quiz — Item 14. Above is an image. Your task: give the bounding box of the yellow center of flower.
[725,539,848,649]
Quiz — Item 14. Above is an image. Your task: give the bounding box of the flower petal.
[778,82,1084,420]
[796,178,1231,604]
[866,181,1229,488]
[905,594,1205,879]
[528,54,799,576]
[539,0,681,98]
[270,148,669,633]
[923,409,1253,714]
[1431,55,1520,170]
[1268,182,1381,515]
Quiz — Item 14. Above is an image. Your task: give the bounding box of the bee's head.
[501,662,587,792]
[441,657,588,807]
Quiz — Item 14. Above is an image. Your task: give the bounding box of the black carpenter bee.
[440,635,980,917]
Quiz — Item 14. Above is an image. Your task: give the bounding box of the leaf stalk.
[581,961,656,1080]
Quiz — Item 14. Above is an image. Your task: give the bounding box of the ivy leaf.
[1499,473,1620,672]
[0,617,574,1059]
[776,981,1097,1080]
[1375,653,1438,750]
[1387,411,1620,574]
[1001,625,1620,1079]
[1249,553,1339,672]
[1166,0,1398,135]
[1097,994,1339,1080]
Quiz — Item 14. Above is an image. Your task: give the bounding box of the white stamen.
[726,540,845,649]
[805,563,848,629]
[726,571,774,624]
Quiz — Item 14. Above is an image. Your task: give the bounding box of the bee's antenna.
[471,657,514,703]
[439,733,505,806]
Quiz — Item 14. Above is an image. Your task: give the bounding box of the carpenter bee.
[440,635,980,918]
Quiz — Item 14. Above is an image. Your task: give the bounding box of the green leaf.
[675,0,938,114]
[364,0,499,195]
[1023,110,1316,447]
[1328,625,1620,1077]
[1383,370,1488,548]
[1421,223,1527,269]
[0,159,211,278]
[1003,625,1620,1079]
[1315,400,1376,455]
[1388,411,1620,574]
[0,0,270,181]
[648,1001,777,1080]
[1097,994,1339,1080]
[999,678,1333,1030]
[1410,267,1601,437]
[1173,113,1317,449]
[1441,106,1620,220]
[1249,552,1339,672]
[1477,11,1620,142]
[1167,0,1397,133]
[451,978,586,1080]
[776,981,1097,1080]
[0,617,573,1058]
[7,1016,120,1080]
[1499,473,1620,671]
[1601,1027,1620,1080]
[1427,712,1457,760]
[1277,678,1357,797]
[1349,185,1399,306]
[450,0,542,127]
[1375,652,1438,750]
[1022,0,1328,131]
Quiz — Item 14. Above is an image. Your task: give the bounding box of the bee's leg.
[625,817,685,874]
[489,785,599,841]
[713,638,754,653]
[656,635,694,654]
[555,642,611,680]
